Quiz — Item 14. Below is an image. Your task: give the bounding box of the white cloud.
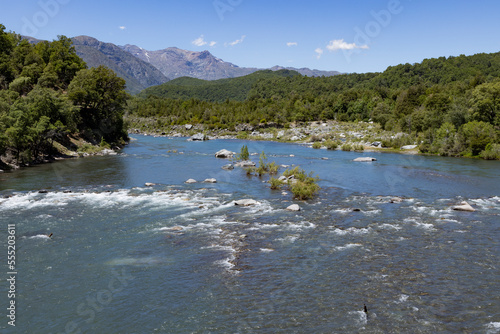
[315,48,324,59]
[192,35,216,47]
[192,35,207,47]
[326,39,369,51]
[119,26,126,30]
[227,35,246,46]
[287,42,298,47]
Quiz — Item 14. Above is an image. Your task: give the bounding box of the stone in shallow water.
[353,157,377,162]
[286,204,301,211]
[452,201,476,212]
[185,179,197,184]
[234,199,259,206]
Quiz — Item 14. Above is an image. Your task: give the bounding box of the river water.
[1,135,499,333]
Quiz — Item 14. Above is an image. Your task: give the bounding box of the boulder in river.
[185,179,197,184]
[222,164,234,170]
[203,178,217,183]
[353,157,377,162]
[190,133,207,141]
[286,204,301,211]
[234,199,259,206]
[215,149,235,159]
[452,201,476,212]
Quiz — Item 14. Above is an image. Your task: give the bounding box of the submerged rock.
[185,179,197,184]
[222,164,234,170]
[234,199,259,206]
[353,157,377,162]
[234,160,256,167]
[453,201,476,212]
[145,182,156,187]
[203,178,217,183]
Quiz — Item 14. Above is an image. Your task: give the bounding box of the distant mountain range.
[24,35,341,94]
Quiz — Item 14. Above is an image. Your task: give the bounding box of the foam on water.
[333,243,363,251]
[331,227,372,235]
[486,322,500,334]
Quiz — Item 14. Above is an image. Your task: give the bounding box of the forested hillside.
[130,52,500,159]
[138,69,300,102]
[0,25,128,166]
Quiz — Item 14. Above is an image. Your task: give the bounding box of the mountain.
[119,44,258,80]
[120,44,342,81]
[270,65,341,77]
[71,36,169,94]
[138,69,301,102]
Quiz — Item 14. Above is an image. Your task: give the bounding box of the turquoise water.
[1,135,499,333]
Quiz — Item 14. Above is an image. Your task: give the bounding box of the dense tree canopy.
[129,51,500,159]
[0,24,128,165]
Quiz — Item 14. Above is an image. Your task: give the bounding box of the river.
[1,135,499,333]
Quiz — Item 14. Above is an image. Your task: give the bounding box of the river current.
[0,135,499,333]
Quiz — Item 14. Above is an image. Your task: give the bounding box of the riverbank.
[126,117,420,155]
[0,134,124,172]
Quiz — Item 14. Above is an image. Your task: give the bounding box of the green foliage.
[139,69,300,102]
[269,177,284,190]
[281,166,320,200]
[68,65,128,144]
[341,143,353,151]
[238,145,249,161]
[312,142,322,149]
[480,143,500,160]
[125,49,500,160]
[324,140,339,150]
[0,26,128,164]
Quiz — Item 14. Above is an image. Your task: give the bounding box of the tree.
[471,81,500,125]
[68,66,128,144]
[460,121,496,156]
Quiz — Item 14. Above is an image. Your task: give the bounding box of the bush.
[324,140,339,150]
[269,177,284,190]
[238,145,249,160]
[480,143,500,160]
[353,143,364,151]
[341,143,353,151]
[281,166,320,200]
[312,142,322,149]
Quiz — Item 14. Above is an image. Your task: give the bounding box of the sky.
[2,0,500,73]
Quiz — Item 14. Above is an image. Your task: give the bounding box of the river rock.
[286,204,301,211]
[453,201,476,212]
[185,179,197,184]
[234,199,259,206]
[353,157,377,162]
[144,182,156,187]
[203,178,217,183]
[215,149,235,158]
[401,145,418,150]
[222,164,234,170]
[170,226,183,231]
[234,160,256,167]
[190,133,207,141]
[390,197,404,203]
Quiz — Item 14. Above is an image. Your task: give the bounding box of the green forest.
[131,51,500,159]
[0,24,128,166]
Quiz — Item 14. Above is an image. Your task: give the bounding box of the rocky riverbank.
[126,117,420,154]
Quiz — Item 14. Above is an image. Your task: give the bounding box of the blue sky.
[2,0,500,73]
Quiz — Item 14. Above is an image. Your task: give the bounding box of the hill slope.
[138,69,301,102]
[71,36,169,94]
